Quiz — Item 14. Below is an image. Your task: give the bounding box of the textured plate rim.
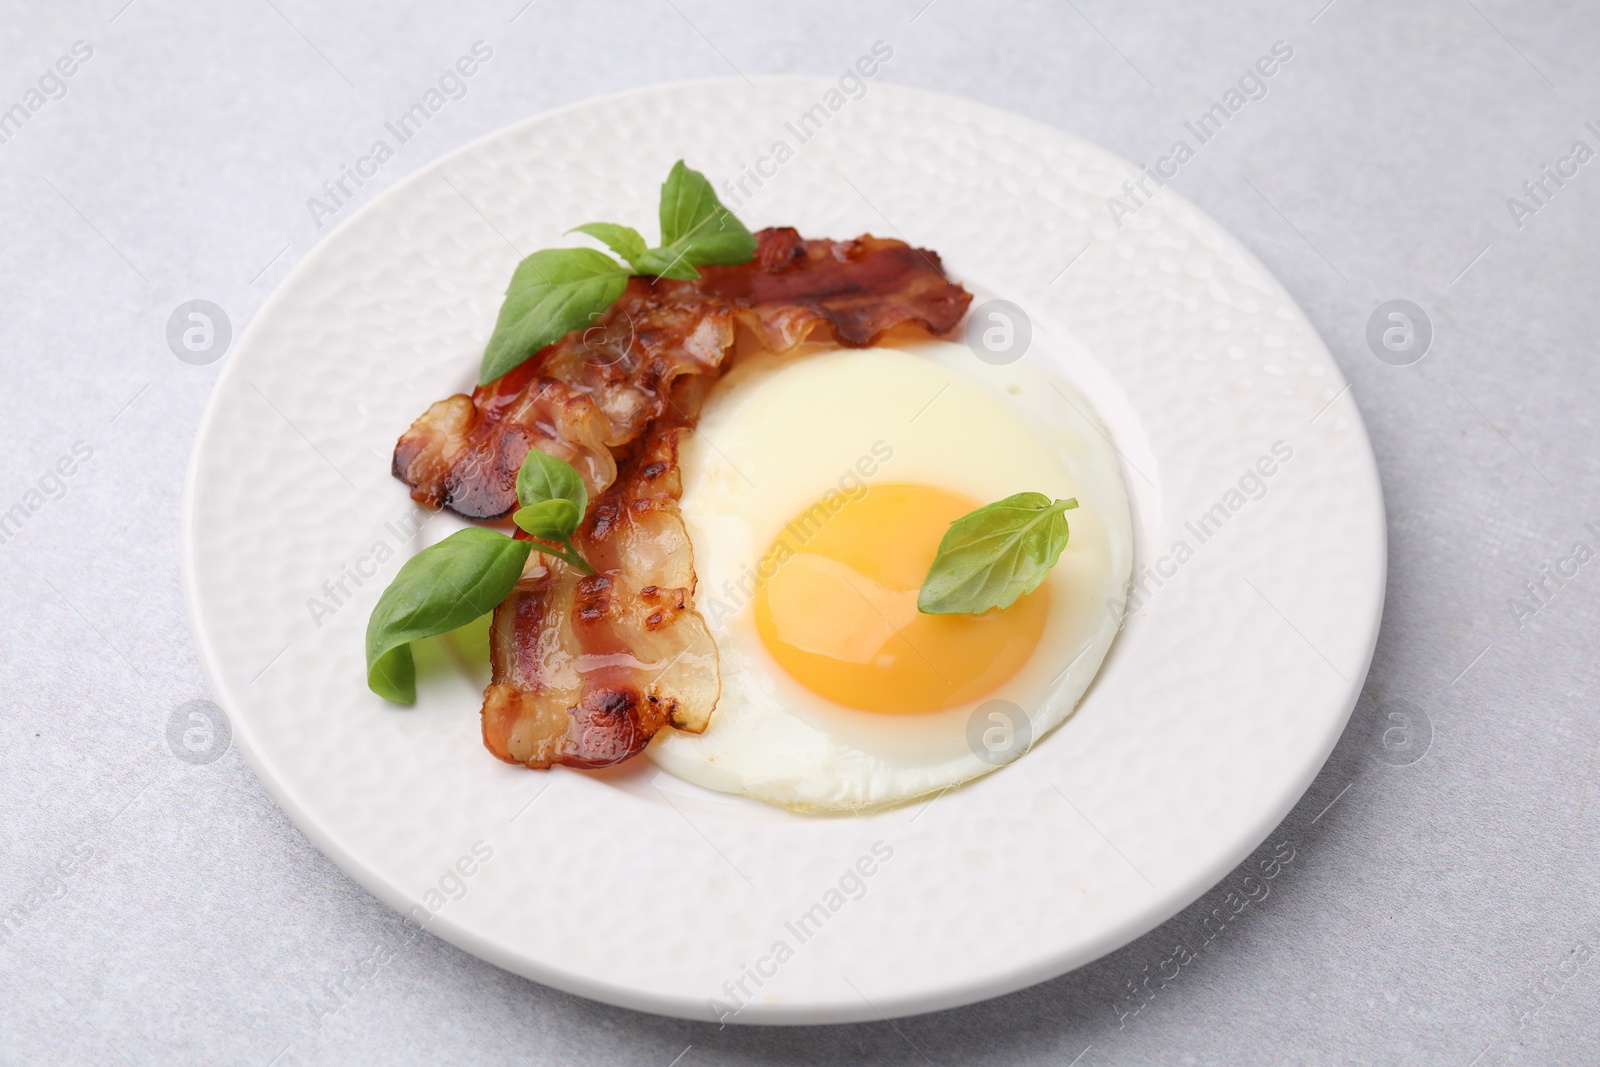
[181,75,1386,1024]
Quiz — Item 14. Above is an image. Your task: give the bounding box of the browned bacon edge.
[482,423,718,768]
[396,227,973,769]
[393,228,973,521]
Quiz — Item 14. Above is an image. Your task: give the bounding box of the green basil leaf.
[515,447,587,516]
[568,222,647,266]
[629,247,704,281]
[512,499,580,542]
[478,248,630,384]
[511,449,596,573]
[365,528,533,703]
[657,160,724,244]
[917,494,1079,615]
[633,160,757,279]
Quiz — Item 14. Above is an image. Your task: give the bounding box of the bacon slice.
[700,228,974,353]
[402,227,972,768]
[482,424,718,768]
[393,228,972,520]
[393,378,617,521]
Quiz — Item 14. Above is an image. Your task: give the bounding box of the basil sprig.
[511,449,595,575]
[365,528,533,703]
[478,249,631,384]
[631,161,759,279]
[477,160,755,384]
[568,222,647,264]
[365,449,597,703]
[917,494,1080,615]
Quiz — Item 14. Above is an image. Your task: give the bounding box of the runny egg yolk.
[753,483,1049,713]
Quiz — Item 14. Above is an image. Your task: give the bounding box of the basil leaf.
[478,248,630,384]
[633,161,756,280]
[656,160,726,245]
[511,448,596,574]
[512,499,580,542]
[515,447,587,516]
[568,222,647,265]
[917,494,1079,615]
[630,247,703,281]
[365,528,533,703]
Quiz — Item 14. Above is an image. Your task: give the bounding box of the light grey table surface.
[3,1,1598,1064]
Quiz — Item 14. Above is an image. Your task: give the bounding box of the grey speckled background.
[2,1,1597,1064]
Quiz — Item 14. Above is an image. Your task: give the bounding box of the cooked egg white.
[647,340,1133,812]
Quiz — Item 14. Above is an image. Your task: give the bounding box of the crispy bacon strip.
[700,228,974,352]
[393,378,617,521]
[393,228,972,520]
[403,227,972,768]
[482,424,718,768]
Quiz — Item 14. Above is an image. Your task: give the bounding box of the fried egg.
[647,339,1133,812]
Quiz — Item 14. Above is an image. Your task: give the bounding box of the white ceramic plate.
[183,79,1384,1024]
